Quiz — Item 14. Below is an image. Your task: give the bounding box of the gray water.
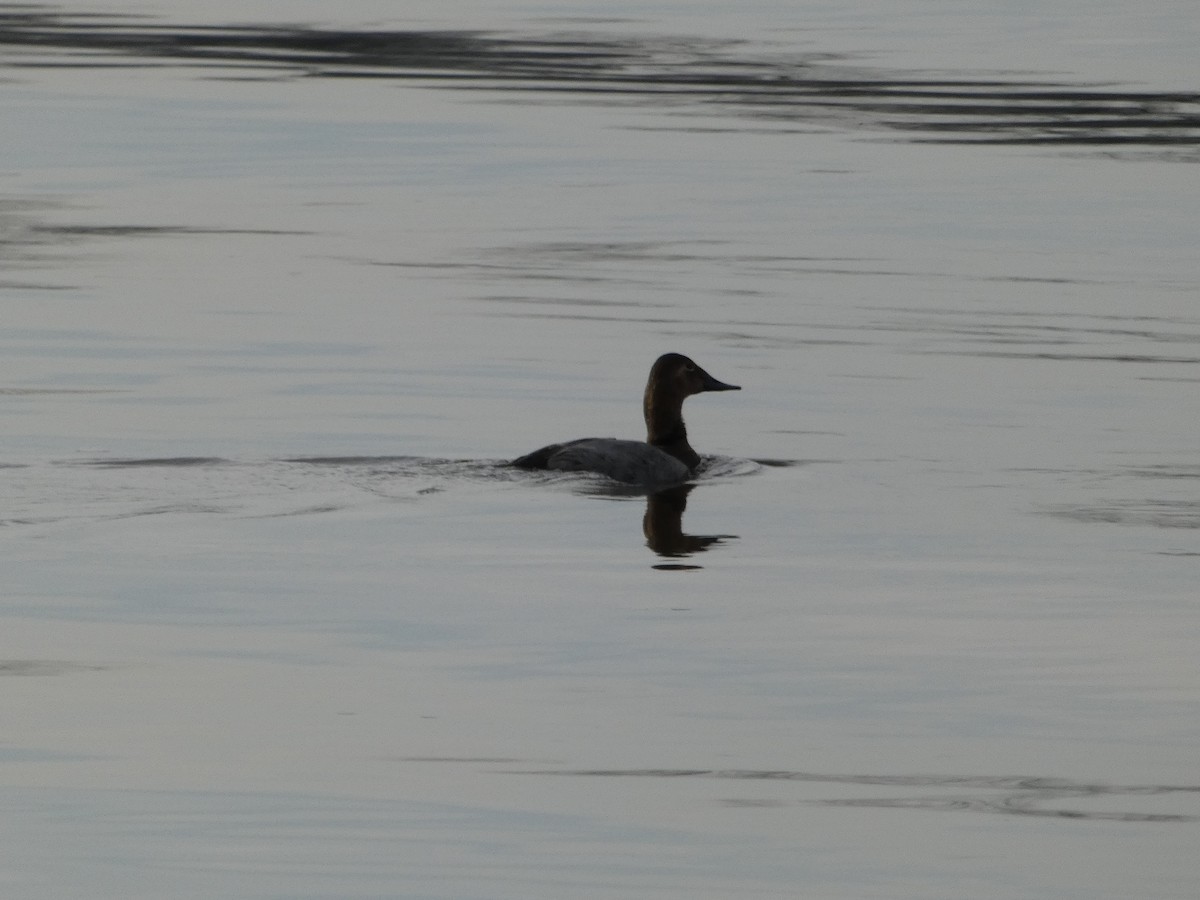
[3,2,1199,897]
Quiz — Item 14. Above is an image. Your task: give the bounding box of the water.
[2,2,1199,897]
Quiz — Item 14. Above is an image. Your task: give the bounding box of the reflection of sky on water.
[3,5,1200,898]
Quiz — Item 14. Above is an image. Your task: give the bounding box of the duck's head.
[643,354,740,469]
[647,353,741,403]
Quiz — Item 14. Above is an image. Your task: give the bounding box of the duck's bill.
[700,370,741,392]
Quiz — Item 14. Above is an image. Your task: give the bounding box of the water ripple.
[1,11,1195,157]
[492,766,1200,824]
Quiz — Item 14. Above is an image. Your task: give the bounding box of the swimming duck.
[510,353,740,486]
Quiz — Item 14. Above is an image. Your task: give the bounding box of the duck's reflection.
[642,484,736,565]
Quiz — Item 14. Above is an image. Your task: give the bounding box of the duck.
[510,353,740,486]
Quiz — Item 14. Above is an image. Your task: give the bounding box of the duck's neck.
[644,393,701,471]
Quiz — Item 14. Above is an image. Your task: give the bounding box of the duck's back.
[511,438,690,486]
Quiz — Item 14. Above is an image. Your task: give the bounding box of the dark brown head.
[646,353,741,401]
[643,353,740,469]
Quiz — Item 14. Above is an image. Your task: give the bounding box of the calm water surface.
[2,1,1199,897]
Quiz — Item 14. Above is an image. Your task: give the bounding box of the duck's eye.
[684,364,695,372]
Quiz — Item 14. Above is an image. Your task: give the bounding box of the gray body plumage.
[514,437,691,486]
